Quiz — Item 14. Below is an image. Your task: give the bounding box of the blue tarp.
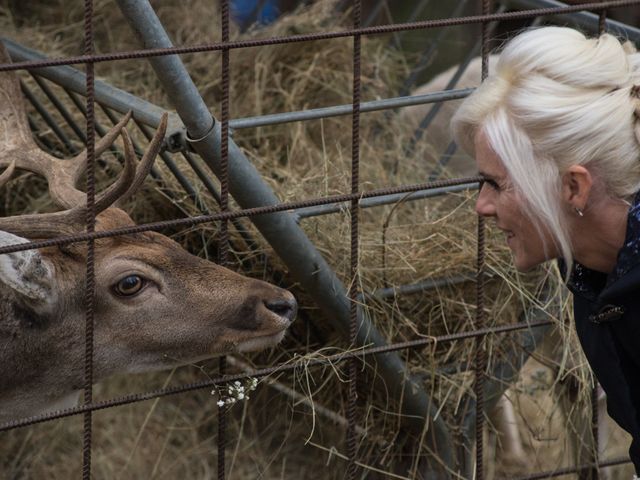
[231,0,281,27]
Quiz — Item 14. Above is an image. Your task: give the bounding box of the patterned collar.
[566,191,640,301]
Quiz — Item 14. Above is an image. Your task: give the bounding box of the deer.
[0,43,297,423]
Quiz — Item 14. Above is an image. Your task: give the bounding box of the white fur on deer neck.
[0,231,56,302]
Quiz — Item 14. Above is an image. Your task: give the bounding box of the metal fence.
[1,0,639,478]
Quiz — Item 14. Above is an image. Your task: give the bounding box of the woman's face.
[474,131,558,271]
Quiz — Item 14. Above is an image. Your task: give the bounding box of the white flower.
[213,378,259,408]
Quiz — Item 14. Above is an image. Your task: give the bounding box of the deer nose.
[264,295,297,323]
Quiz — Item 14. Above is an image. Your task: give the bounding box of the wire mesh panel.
[0,1,639,479]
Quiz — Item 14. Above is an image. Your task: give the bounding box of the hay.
[0,0,633,478]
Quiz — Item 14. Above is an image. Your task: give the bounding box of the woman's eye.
[481,178,501,191]
[113,275,146,297]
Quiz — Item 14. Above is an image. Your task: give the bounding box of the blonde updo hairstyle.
[451,26,640,268]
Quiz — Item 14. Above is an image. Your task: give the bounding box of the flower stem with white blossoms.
[212,377,259,408]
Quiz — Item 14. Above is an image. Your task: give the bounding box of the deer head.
[0,43,296,421]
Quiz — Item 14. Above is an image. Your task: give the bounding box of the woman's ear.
[561,165,592,211]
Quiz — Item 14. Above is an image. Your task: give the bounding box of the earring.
[574,207,584,217]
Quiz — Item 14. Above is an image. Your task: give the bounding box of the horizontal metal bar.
[366,274,478,300]
[296,182,478,220]
[506,0,640,41]
[229,88,475,130]
[0,176,482,255]
[0,318,552,432]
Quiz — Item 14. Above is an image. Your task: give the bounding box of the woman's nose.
[475,186,496,217]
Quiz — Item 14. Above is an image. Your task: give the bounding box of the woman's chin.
[514,262,535,272]
[512,253,545,272]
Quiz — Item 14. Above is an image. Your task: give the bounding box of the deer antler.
[0,161,16,189]
[117,115,167,207]
[0,41,168,238]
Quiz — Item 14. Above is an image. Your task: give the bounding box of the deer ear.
[0,231,54,302]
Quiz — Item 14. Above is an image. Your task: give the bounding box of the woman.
[451,26,640,474]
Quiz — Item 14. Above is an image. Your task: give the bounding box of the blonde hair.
[451,26,640,268]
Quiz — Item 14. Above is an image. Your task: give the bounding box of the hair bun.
[623,40,637,56]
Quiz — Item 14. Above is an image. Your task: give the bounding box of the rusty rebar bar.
[81,0,96,477]
[217,1,230,477]
[475,1,492,478]
[346,2,362,477]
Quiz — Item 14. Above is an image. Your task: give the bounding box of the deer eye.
[113,275,146,297]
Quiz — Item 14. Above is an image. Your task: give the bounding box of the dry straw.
[0,0,631,478]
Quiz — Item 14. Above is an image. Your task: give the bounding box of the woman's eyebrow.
[478,171,498,180]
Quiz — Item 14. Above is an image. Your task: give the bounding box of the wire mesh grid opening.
[1,1,640,479]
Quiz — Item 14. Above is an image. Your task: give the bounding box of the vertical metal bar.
[82,0,96,477]
[219,0,230,263]
[599,8,608,33]
[346,1,361,477]
[218,1,230,478]
[475,1,491,479]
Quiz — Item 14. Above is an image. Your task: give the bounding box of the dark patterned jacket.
[566,194,640,474]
